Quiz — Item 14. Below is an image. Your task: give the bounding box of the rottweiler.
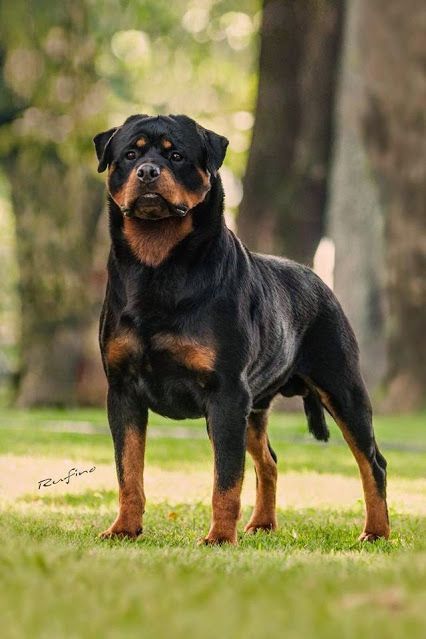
[93,114,389,544]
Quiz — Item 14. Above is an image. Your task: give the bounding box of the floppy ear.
[93,127,118,173]
[198,126,229,176]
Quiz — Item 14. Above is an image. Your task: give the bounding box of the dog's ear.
[93,127,119,173]
[197,125,229,176]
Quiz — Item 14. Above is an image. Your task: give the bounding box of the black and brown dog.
[93,114,389,544]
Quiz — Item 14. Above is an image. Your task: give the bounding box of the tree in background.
[0,0,259,405]
[238,0,344,265]
[0,1,107,405]
[327,0,425,408]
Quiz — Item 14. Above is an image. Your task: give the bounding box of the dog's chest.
[106,328,214,418]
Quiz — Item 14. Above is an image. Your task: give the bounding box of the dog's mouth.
[121,193,189,221]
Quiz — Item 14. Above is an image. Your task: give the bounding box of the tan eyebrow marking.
[162,139,172,150]
[136,137,148,148]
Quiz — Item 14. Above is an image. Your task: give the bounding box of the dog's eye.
[126,150,137,161]
[170,152,183,162]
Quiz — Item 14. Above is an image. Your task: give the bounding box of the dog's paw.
[358,530,389,542]
[197,534,236,546]
[244,521,276,535]
[99,524,142,540]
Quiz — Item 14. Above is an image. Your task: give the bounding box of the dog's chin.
[127,194,171,220]
[124,194,187,221]
[131,207,172,221]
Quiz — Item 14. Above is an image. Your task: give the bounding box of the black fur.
[303,392,330,442]
[94,114,388,538]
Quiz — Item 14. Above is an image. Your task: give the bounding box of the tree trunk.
[238,0,344,265]
[7,152,106,406]
[327,0,425,408]
[361,0,426,410]
[326,0,388,392]
[0,0,111,406]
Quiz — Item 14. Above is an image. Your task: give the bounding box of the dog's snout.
[136,162,161,183]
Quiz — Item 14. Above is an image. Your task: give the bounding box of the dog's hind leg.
[244,409,278,534]
[311,376,390,541]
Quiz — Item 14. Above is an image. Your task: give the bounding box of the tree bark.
[361,0,426,410]
[327,0,388,391]
[238,0,344,265]
[7,152,106,406]
[328,0,425,408]
[0,0,110,406]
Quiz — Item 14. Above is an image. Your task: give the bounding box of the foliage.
[0,0,261,195]
[0,175,18,382]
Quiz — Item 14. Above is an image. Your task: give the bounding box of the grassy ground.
[0,407,425,638]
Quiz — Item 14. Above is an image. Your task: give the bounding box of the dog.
[93,114,390,544]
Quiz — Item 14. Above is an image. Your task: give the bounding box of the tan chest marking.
[152,333,215,372]
[106,331,142,368]
[123,215,193,267]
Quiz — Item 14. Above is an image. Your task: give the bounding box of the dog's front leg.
[201,384,250,545]
[100,385,148,539]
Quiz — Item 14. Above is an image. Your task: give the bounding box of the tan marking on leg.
[100,428,146,539]
[317,388,390,540]
[354,454,390,541]
[152,333,215,371]
[201,479,242,545]
[123,215,193,267]
[244,412,277,533]
[106,331,141,368]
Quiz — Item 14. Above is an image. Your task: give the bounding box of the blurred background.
[0,0,424,412]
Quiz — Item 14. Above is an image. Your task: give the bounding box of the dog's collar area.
[175,205,189,217]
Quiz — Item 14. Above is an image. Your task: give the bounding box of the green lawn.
[0,408,425,638]
[0,407,424,478]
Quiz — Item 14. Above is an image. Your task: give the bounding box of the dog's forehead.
[113,115,202,154]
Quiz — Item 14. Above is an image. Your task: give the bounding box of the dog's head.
[93,114,228,220]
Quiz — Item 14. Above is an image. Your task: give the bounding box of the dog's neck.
[106,176,236,317]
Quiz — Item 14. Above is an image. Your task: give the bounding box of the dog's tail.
[303,391,329,442]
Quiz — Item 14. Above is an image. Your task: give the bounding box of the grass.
[0,407,425,638]
[0,407,425,477]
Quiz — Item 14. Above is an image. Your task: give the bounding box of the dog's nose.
[136,163,161,183]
